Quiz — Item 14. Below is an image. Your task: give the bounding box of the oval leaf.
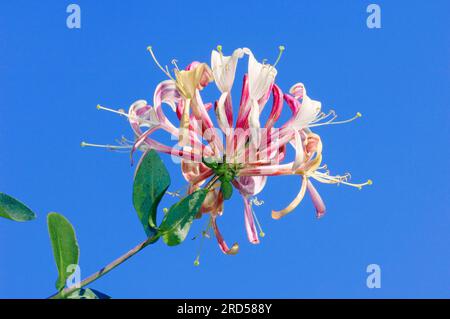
[133,150,171,238]
[47,212,80,291]
[160,189,208,246]
[0,193,36,222]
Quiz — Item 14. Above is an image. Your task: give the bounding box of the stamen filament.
[273,45,285,67]
[193,216,212,266]
[97,104,127,117]
[171,59,180,71]
[250,199,265,237]
[97,104,158,127]
[312,171,372,190]
[309,112,362,128]
[147,46,175,81]
[80,141,132,150]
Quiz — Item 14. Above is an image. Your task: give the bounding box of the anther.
[193,256,200,266]
[171,59,180,71]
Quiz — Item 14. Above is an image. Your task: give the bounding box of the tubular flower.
[85,46,371,256]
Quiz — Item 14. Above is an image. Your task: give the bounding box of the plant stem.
[48,179,217,299]
[48,236,155,299]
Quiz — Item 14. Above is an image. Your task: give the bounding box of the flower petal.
[272,176,308,220]
[291,130,305,171]
[264,84,284,130]
[244,48,277,101]
[233,176,267,197]
[215,91,230,134]
[293,86,321,129]
[211,48,244,93]
[235,74,251,129]
[307,180,326,218]
[212,216,239,255]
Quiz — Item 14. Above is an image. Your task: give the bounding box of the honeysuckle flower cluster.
[83,46,371,258]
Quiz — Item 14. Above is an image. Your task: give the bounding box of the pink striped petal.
[235,74,250,129]
[289,82,305,100]
[307,180,326,218]
[243,195,259,244]
[264,84,284,130]
[233,176,267,196]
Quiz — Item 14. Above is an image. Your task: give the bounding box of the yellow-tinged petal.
[272,176,308,220]
[226,243,240,255]
[175,63,213,99]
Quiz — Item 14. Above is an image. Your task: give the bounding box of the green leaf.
[66,288,111,299]
[160,189,208,246]
[0,193,36,222]
[133,150,171,238]
[47,212,80,291]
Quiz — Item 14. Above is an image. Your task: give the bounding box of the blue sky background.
[0,0,449,298]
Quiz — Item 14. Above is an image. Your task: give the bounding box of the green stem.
[48,179,218,299]
[48,236,155,299]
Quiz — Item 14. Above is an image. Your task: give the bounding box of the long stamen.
[171,59,180,72]
[312,110,336,123]
[250,199,265,237]
[115,136,134,146]
[97,104,158,127]
[147,46,175,81]
[273,45,285,67]
[313,171,372,190]
[310,112,362,128]
[193,216,212,266]
[97,104,127,117]
[80,141,132,150]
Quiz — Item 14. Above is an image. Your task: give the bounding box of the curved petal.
[235,74,250,129]
[181,160,211,184]
[272,176,308,220]
[211,48,244,92]
[264,84,284,130]
[244,48,277,101]
[233,176,267,197]
[293,85,321,129]
[289,82,305,100]
[212,216,239,255]
[307,180,326,218]
[215,91,230,134]
[291,129,305,171]
[128,100,158,136]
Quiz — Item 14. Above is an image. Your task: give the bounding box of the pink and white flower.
[84,46,371,257]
